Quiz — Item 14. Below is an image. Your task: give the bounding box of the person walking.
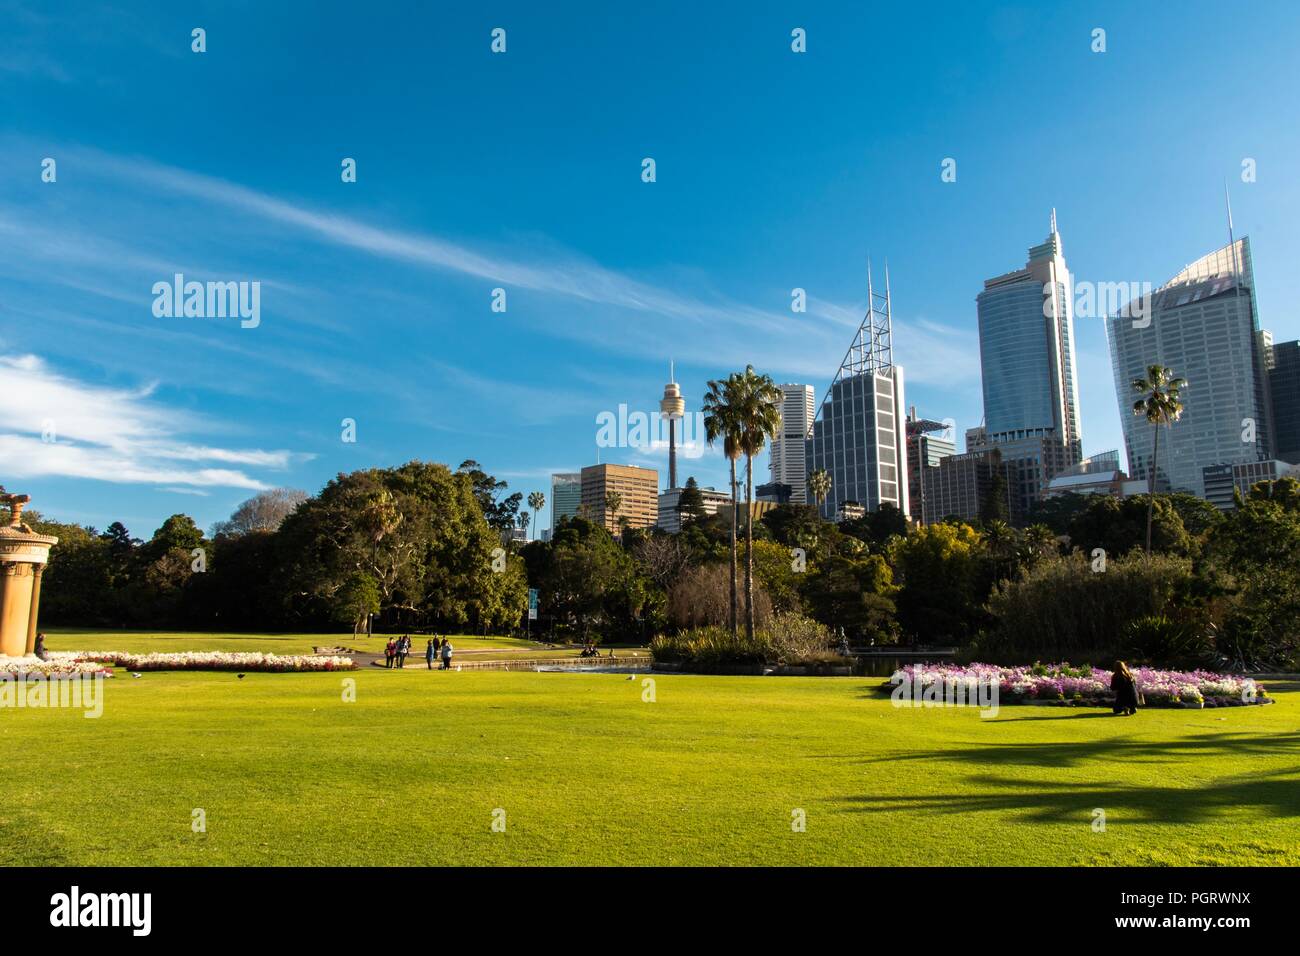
[425,639,435,670]
[440,638,453,670]
[1111,660,1140,716]
[384,638,396,669]
[397,634,408,669]
[33,632,48,661]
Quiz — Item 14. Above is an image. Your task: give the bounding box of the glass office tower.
[1106,237,1270,498]
[1269,339,1300,465]
[975,213,1083,516]
[768,384,816,504]
[549,472,581,533]
[805,267,909,520]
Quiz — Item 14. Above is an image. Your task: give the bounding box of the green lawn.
[2,662,1297,866]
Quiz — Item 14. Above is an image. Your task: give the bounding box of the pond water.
[533,656,951,678]
[534,662,653,674]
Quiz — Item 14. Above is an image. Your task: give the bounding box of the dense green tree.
[335,571,381,637]
[1025,492,1092,536]
[1068,495,1191,558]
[747,538,804,614]
[889,521,988,643]
[761,503,826,552]
[277,461,525,633]
[1166,492,1224,539]
[457,459,523,535]
[801,551,897,643]
[538,517,660,640]
[840,503,908,549]
[1204,498,1300,667]
[1246,476,1300,512]
[676,476,706,526]
[28,519,115,626]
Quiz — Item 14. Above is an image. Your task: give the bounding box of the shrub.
[650,627,771,665]
[974,552,1194,665]
[767,612,834,664]
[1125,614,1213,670]
[650,613,835,666]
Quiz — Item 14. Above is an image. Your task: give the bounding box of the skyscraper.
[579,463,658,532]
[550,473,582,534]
[976,212,1083,515]
[805,266,909,519]
[1107,237,1271,498]
[905,408,955,525]
[768,383,815,504]
[1268,339,1300,465]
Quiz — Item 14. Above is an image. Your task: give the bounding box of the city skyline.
[3,2,1299,536]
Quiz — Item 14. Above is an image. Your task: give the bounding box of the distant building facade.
[550,472,581,534]
[1268,338,1300,464]
[656,484,733,533]
[920,449,1006,524]
[580,463,658,532]
[755,481,792,504]
[1202,459,1300,511]
[905,408,956,525]
[768,384,816,504]
[1043,450,1129,498]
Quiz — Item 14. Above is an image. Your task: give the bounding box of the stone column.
[0,494,58,658]
[0,565,35,656]
[26,564,45,655]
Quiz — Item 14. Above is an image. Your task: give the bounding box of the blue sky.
[2,0,1298,536]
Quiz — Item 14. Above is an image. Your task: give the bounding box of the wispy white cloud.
[0,353,303,490]
[70,149,945,384]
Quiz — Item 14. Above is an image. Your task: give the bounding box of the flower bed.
[0,655,113,678]
[885,662,1268,708]
[49,651,355,673]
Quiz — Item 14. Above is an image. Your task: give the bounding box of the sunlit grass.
[3,664,1295,866]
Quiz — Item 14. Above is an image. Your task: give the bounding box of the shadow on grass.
[838,766,1300,824]
[854,731,1300,770]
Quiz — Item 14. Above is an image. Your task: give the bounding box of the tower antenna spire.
[660,361,686,490]
[1051,207,1058,234]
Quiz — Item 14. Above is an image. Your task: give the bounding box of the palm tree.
[808,468,831,510]
[982,519,1017,583]
[703,374,744,636]
[1131,364,1187,556]
[527,491,545,542]
[733,366,783,641]
[1021,523,1058,565]
[605,491,623,532]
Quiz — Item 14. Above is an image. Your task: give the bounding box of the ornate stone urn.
[0,493,58,657]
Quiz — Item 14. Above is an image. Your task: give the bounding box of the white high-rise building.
[805,266,910,519]
[768,384,816,504]
[1107,236,1272,499]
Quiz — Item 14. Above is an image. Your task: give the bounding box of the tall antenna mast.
[817,257,896,409]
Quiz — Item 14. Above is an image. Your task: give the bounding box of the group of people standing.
[384,635,453,670]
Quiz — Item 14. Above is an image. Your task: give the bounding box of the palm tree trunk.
[1146,423,1160,557]
[728,457,738,636]
[744,454,755,641]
